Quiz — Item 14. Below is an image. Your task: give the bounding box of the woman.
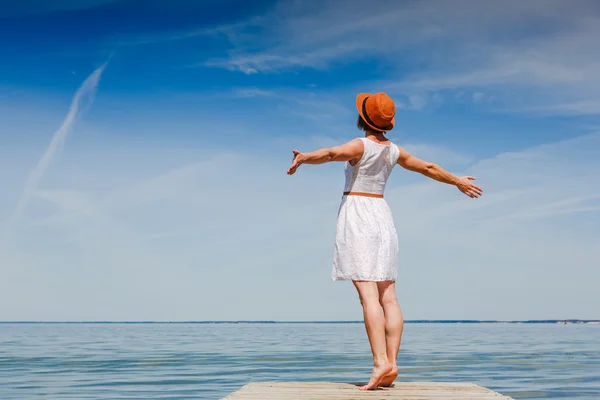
[287,92,483,390]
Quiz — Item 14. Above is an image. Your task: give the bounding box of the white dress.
[332,138,400,282]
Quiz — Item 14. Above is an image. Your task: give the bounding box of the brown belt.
[343,191,384,198]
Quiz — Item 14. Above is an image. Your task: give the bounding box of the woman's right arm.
[287,139,364,175]
[396,145,483,198]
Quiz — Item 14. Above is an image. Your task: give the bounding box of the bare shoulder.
[395,144,410,162]
[348,138,365,155]
[333,137,364,151]
[343,137,364,145]
[348,137,365,148]
[329,138,364,163]
[395,143,408,153]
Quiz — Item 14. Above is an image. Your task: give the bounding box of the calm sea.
[1,323,598,399]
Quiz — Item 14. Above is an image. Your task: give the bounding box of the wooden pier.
[224,381,514,399]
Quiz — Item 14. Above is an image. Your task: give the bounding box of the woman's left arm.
[287,139,363,175]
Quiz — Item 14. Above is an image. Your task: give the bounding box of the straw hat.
[356,92,396,132]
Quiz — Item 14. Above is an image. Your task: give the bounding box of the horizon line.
[1,319,599,324]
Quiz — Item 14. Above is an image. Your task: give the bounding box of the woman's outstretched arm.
[396,145,483,198]
[287,138,364,175]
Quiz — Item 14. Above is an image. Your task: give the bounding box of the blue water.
[1,323,598,399]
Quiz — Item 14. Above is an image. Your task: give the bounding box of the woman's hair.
[356,115,382,134]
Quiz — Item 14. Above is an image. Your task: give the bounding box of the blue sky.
[1,0,599,321]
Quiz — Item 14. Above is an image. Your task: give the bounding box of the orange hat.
[356,92,396,132]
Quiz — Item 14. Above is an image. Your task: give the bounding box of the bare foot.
[359,363,394,390]
[378,364,398,387]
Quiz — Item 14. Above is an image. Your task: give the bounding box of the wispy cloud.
[7,63,106,228]
[32,189,159,266]
[111,12,265,48]
[203,42,366,74]
[191,0,600,116]
[231,87,276,98]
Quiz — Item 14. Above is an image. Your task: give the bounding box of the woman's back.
[343,138,400,196]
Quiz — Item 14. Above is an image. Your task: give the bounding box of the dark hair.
[356,115,382,134]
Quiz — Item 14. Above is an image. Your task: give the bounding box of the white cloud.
[515,100,600,117]
[408,94,427,111]
[192,0,600,116]
[203,42,366,74]
[472,92,485,103]
[231,87,276,98]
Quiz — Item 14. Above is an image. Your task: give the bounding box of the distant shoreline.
[1,320,599,324]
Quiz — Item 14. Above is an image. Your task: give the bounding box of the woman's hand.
[455,176,483,198]
[287,150,304,175]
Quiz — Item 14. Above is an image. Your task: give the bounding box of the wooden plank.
[223,382,513,400]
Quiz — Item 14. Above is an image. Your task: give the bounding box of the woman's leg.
[376,281,404,387]
[353,280,394,390]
